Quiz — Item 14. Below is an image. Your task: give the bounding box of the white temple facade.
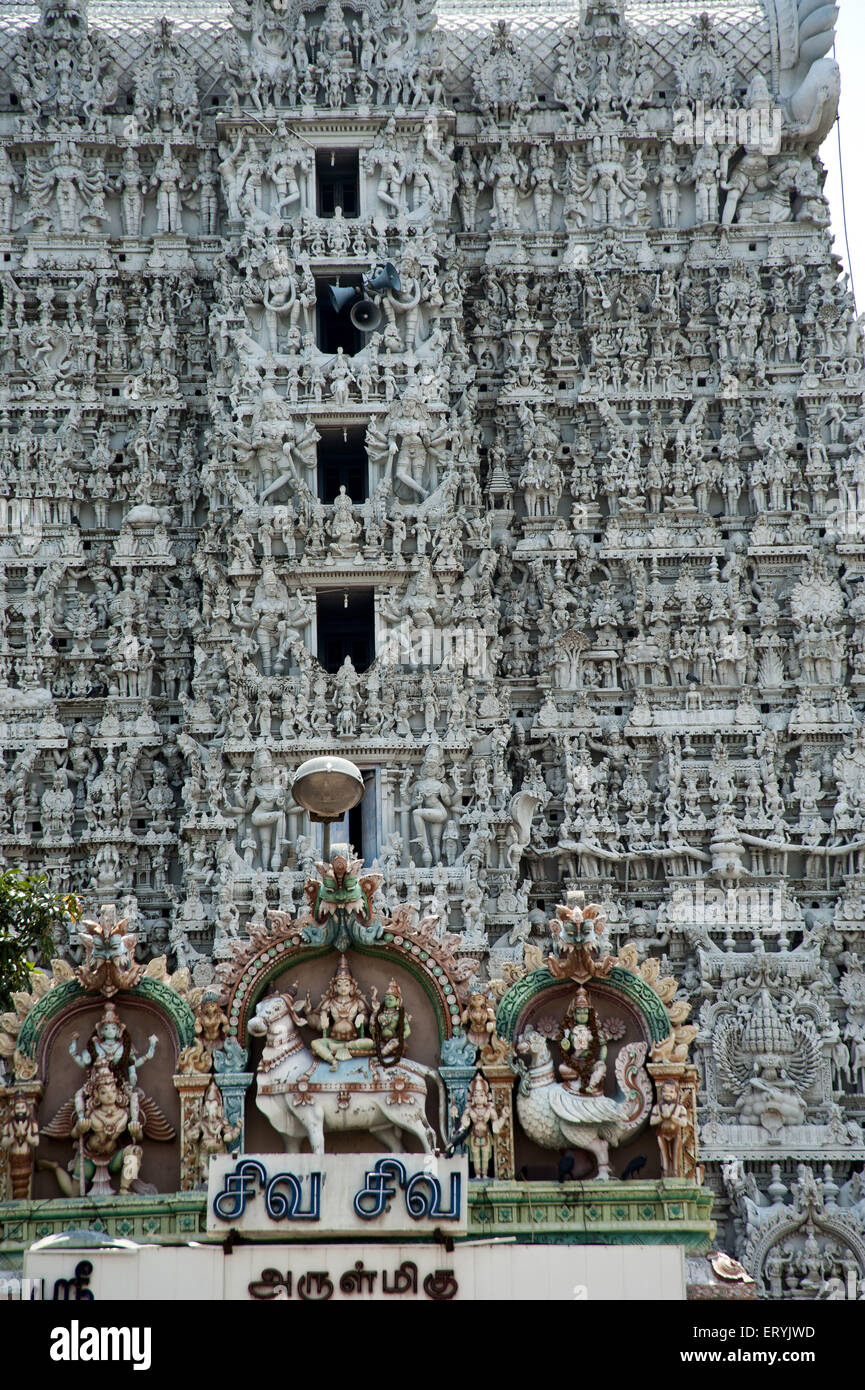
[0,0,864,1297]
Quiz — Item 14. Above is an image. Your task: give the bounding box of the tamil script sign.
[206,1153,468,1236]
[24,1244,688,1302]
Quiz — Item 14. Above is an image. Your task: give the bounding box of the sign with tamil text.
[206,1153,468,1236]
[24,1243,687,1302]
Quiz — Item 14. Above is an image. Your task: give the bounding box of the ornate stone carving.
[0,0,858,1287]
[11,0,119,137]
[42,1043,174,1196]
[75,905,143,996]
[247,981,441,1154]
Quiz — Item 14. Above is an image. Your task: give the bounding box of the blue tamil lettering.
[354,1158,461,1222]
[404,1172,462,1221]
[353,1157,406,1218]
[266,1171,322,1221]
[212,1159,267,1220]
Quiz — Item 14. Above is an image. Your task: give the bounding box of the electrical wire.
[833,38,858,312]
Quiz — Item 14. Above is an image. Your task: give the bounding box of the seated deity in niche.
[557,988,626,1096]
[305,954,375,1069]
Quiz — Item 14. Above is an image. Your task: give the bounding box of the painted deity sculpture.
[454,1072,507,1178]
[68,1001,158,1133]
[306,954,375,1069]
[557,987,626,1096]
[178,990,231,1074]
[460,991,507,1063]
[1,1094,39,1199]
[190,1080,241,1186]
[371,979,411,1066]
[248,982,445,1155]
[515,1027,651,1180]
[42,1058,175,1197]
[650,1080,689,1178]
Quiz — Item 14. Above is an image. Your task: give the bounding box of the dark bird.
[621,1155,647,1181]
[444,1123,471,1159]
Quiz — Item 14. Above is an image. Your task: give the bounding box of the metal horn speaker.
[364,262,402,296]
[350,298,383,332]
[324,282,360,314]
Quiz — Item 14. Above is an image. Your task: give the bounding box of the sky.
[822,0,865,311]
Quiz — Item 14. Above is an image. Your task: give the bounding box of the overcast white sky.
[822,0,865,310]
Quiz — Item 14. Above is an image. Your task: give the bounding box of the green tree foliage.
[0,871,81,1010]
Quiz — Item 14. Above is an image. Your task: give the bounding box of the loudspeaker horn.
[350,298,383,332]
[324,282,359,314]
[365,262,402,296]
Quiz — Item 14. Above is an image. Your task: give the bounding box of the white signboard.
[25,1243,687,1302]
[205,1153,468,1237]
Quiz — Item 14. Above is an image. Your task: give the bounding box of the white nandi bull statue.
[514,1026,651,1179]
[247,991,446,1154]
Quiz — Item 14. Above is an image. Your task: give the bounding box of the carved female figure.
[655,141,681,229]
[530,146,558,231]
[371,980,410,1066]
[151,141,183,234]
[244,747,287,871]
[259,246,296,353]
[691,139,720,224]
[457,147,479,231]
[411,743,453,866]
[483,137,522,231]
[114,146,144,236]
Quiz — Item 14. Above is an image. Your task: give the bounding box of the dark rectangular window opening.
[316,149,360,218]
[318,426,368,502]
[317,587,374,672]
[348,801,363,857]
[322,769,377,861]
[315,276,364,356]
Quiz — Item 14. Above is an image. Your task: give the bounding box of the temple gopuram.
[0,0,863,1303]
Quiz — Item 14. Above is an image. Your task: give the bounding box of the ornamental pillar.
[214,1040,253,1154]
[482,1061,517,1180]
[173,1071,210,1192]
[439,1033,479,1153]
